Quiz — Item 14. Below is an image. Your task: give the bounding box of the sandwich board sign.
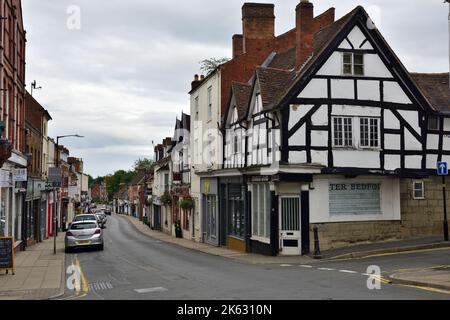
[0,237,14,275]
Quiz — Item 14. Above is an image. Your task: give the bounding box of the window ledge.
[251,236,270,245]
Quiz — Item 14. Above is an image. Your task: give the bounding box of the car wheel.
[99,243,104,251]
[65,247,72,254]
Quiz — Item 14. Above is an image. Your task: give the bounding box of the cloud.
[22,0,449,176]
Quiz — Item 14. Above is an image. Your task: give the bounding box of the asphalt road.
[60,214,450,300]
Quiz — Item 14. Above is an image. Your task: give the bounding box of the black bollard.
[313,225,322,259]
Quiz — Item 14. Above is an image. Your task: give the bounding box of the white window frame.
[333,116,381,150]
[251,184,271,243]
[332,116,354,148]
[342,52,365,76]
[413,180,425,200]
[359,117,381,149]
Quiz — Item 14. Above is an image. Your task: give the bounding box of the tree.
[133,158,154,171]
[200,57,230,76]
[104,170,136,200]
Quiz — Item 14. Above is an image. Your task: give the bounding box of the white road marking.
[317,268,336,271]
[299,265,313,268]
[134,287,168,294]
[339,270,358,274]
[280,264,293,267]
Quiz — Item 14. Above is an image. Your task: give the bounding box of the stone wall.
[310,220,402,252]
[400,176,446,238]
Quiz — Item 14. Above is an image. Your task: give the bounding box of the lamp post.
[54,134,84,254]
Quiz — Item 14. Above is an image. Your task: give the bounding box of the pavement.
[388,266,450,291]
[322,236,450,260]
[0,233,66,300]
[120,213,450,294]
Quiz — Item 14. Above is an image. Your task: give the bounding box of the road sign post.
[437,162,449,241]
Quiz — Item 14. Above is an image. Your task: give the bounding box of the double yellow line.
[60,255,89,300]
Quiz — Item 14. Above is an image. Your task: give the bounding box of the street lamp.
[30,80,42,96]
[54,134,84,254]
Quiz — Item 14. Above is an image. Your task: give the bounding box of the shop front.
[218,177,247,252]
[246,173,313,257]
[309,176,401,251]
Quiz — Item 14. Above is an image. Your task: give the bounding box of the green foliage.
[160,194,172,205]
[200,57,230,76]
[179,197,195,210]
[104,170,136,200]
[133,158,154,171]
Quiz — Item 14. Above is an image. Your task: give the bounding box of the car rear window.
[70,223,97,230]
[74,215,96,222]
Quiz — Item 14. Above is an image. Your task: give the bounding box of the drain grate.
[88,281,114,291]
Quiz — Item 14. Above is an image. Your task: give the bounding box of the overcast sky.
[22,0,449,177]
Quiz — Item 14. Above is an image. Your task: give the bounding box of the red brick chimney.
[296,0,314,71]
[232,34,244,58]
[242,3,275,53]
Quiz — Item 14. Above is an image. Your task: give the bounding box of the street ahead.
[60,214,450,300]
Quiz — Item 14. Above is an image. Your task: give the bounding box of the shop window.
[229,186,244,239]
[251,184,271,241]
[205,195,217,237]
[413,181,425,200]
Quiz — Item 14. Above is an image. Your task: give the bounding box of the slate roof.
[231,82,252,120]
[256,67,296,110]
[410,73,450,112]
[268,47,296,70]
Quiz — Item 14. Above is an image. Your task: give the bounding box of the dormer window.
[343,52,364,76]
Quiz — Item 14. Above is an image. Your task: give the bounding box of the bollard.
[313,225,322,259]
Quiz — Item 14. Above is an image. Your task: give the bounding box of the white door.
[279,197,301,255]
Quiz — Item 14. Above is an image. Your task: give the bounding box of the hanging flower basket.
[179,197,195,210]
[160,194,172,205]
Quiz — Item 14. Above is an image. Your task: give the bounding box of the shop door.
[204,195,218,245]
[153,206,161,231]
[279,197,301,255]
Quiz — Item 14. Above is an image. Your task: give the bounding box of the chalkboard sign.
[0,237,14,273]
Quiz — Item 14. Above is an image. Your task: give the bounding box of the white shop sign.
[13,168,27,182]
[329,183,381,215]
[0,170,12,188]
